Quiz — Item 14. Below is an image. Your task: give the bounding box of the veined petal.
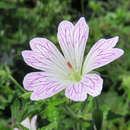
[31,82,67,101]
[65,73,103,101]
[82,74,103,97]
[74,17,89,72]
[57,20,75,68]
[23,72,47,91]
[65,82,87,101]
[14,128,19,130]
[21,117,31,129]
[23,72,70,91]
[23,72,69,100]
[22,38,70,79]
[57,17,89,72]
[31,115,37,130]
[83,36,124,74]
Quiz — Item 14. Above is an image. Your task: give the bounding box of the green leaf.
[45,104,59,122]
[41,122,57,130]
[107,111,122,120]
[11,99,21,122]
[16,124,29,130]
[0,125,12,130]
[21,92,32,99]
[0,2,15,9]
[92,98,103,130]
[92,108,103,130]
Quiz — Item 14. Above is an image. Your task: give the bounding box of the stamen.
[67,61,73,69]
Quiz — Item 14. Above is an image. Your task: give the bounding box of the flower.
[22,17,124,101]
[14,115,37,130]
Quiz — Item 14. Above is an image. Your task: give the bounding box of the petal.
[23,72,50,91]
[30,81,67,101]
[14,128,19,130]
[57,20,75,68]
[82,74,103,97]
[31,115,37,130]
[83,36,124,74]
[23,72,70,91]
[74,17,89,71]
[22,38,70,78]
[65,82,87,101]
[57,17,89,72]
[24,72,68,100]
[21,117,31,129]
[22,50,47,70]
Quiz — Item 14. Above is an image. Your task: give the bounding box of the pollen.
[67,61,73,69]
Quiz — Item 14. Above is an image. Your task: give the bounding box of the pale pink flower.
[22,17,124,101]
[14,115,37,130]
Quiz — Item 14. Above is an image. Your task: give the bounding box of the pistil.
[67,61,81,82]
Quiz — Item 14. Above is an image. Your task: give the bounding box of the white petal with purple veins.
[23,72,70,100]
[82,74,103,97]
[74,17,89,71]
[58,20,75,68]
[23,72,71,92]
[65,82,87,101]
[21,117,31,129]
[22,38,70,79]
[83,36,124,74]
[58,17,89,72]
[31,115,37,130]
[30,81,67,100]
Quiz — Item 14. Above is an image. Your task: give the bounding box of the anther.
[67,61,73,69]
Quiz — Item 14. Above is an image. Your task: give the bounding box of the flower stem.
[64,105,77,118]
[94,97,99,109]
[5,64,26,93]
[80,95,89,113]
[81,0,84,15]
[76,121,81,130]
[74,97,89,130]
[9,74,26,92]
[92,97,103,130]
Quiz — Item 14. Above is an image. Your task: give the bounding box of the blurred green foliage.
[0,0,130,129]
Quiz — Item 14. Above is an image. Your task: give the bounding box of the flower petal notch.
[83,36,124,74]
[22,17,124,101]
[14,115,37,130]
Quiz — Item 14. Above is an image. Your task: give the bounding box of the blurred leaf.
[0,125,12,130]
[45,103,59,122]
[122,75,130,87]
[92,98,103,130]
[92,108,103,130]
[41,122,57,130]
[89,1,102,11]
[0,1,15,9]
[21,92,32,99]
[107,111,122,120]
[11,99,21,121]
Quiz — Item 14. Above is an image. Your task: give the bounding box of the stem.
[75,97,89,130]
[92,97,103,130]
[76,121,80,130]
[81,0,84,15]
[5,64,26,93]
[80,95,89,113]
[9,75,26,92]
[64,105,77,118]
[94,97,99,109]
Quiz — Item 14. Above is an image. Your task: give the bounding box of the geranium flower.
[14,115,37,130]
[22,17,124,101]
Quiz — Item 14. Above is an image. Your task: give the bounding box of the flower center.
[67,61,81,82]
